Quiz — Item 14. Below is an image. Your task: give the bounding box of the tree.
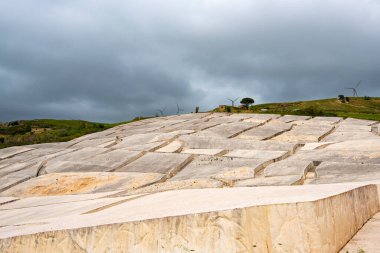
[240,97,255,109]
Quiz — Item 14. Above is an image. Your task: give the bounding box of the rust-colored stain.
[28,174,119,196]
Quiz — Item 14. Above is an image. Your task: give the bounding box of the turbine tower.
[157,107,166,116]
[345,80,361,97]
[227,97,239,107]
[176,104,184,115]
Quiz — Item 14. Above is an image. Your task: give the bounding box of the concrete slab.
[124,179,223,196]
[49,147,108,162]
[0,147,34,160]
[308,116,342,124]
[0,166,39,192]
[181,148,224,156]
[117,152,193,175]
[277,115,311,122]
[0,192,120,210]
[224,149,289,160]
[0,148,66,164]
[264,159,313,177]
[235,175,303,186]
[325,139,380,151]
[342,117,377,126]
[0,162,37,178]
[170,155,264,181]
[0,196,132,227]
[1,172,165,197]
[307,162,380,184]
[179,135,298,152]
[194,122,257,138]
[300,142,334,151]
[104,133,167,149]
[67,138,115,149]
[273,124,334,142]
[340,212,380,253]
[0,184,377,253]
[324,131,380,142]
[156,140,182,153]
[237,120,292,140]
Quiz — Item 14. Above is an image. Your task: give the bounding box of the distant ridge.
[214,97,380,121]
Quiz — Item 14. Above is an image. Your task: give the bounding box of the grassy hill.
[2,97,379,149]
[0,118,145,149]
[215,97,380,121]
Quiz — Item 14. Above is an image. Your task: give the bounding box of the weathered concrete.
[0,185,378,252]
[1,172,164,197]
[0,113,379,252]
[340,212,380,253]
[0,147,34,160]
[117,152,193,175]
[170,155,263,182]
[237,120,292,140]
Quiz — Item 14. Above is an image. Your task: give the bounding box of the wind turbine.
[227,97,239,107]
[157,107,166,116]
[345,80,361,97]
[176,104,184,115]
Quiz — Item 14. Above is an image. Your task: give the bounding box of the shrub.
[364,96,371,100]
[338,95,345,102]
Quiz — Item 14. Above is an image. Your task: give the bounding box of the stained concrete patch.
[1,172,165,197]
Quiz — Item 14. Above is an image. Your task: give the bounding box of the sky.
[0,0,379,123]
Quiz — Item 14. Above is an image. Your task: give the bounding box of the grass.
[0,117,148,149]
[215,97,380,121]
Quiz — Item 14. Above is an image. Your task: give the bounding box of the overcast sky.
[1,0,379,122]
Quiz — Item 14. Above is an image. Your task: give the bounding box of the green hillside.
[215,97,380,121]
[0,118,144,149]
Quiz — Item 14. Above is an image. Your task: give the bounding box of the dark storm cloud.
[0,0,379,122]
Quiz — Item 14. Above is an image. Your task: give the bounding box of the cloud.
[0,0,379,122]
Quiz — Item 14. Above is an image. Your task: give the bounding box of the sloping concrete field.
[0,113,380,252]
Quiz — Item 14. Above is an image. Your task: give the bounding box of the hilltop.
[215,97,380,121]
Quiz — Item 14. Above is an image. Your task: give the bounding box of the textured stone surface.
[0,185,378,253]
[1,172,164,197]
[0,113,379,252]
[340,212,380,253]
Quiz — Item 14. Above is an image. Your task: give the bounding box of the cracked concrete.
[0,113,379,252]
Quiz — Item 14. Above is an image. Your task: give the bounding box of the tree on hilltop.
[240,97,255,109]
